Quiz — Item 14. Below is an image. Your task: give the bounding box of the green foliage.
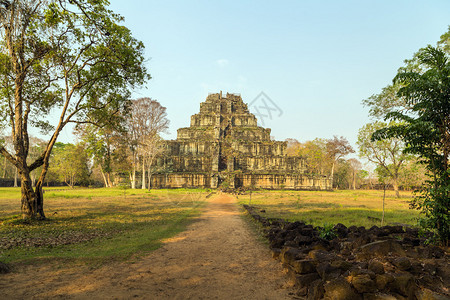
[318,223,337,240]
[0,0,149,218]
[290,138,331,175]
[286,137,354,188]
[398,159,427,190]
[362,83,406,119]
[373,44,450,245]
[438,25,450,53]
[333,159,351,188]
[357,121,410,196]
[48,142,91,187]
[358,170,369,180]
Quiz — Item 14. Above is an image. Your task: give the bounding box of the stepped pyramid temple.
[151,92,331,190]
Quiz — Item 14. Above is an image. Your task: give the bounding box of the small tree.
[326,136,354,187]
[143,134,165,190]
[333,159,351,189]
[76,123,125,188]
[50,143,90,188]
[348,158,362,190]
[296,138,331,175]
[357,121,409,198]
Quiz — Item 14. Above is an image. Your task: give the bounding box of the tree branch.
[0,146,17,168]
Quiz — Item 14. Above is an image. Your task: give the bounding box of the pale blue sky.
[62,1,450,152]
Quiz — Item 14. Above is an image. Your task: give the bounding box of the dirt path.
[1,193,295,299]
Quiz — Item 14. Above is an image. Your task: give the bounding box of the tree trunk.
[141,158,146,189]
[131,153,136,189]
[19,169,45,220]
[393,180,400,198]
[330,161,335,189]
[20,171,36,218]
[67,174,74,188]
[381,184,386,226]
[34,181,46,219]
[100,167,109,187]
[106,172,113,187]
[147,167,152,190]
[14,167,18,187]
[147,154,156,191]
[2,156,6,178]
[129,173,134,189]
[352,170,356,190]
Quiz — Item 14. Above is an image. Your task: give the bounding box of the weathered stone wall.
[199,102,220,113]
[163,141,216,156]
[190,113,220,127]
[150,173,211,188]
[231,141,286,156]
[176,128,216,140]
[234,156,305,173]
[229,127,271,141]
[230,115,257,126]
[235,174,331,190]
[155,157,213,173]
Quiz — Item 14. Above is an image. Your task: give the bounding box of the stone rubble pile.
[243,205,450,300]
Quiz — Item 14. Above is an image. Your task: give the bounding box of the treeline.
[286,136,359,189]
[0,98,169,189]
[286,135,427,195]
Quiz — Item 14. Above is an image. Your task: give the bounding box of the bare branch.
[0,145,17,167]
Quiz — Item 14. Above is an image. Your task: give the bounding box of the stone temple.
[150,92,331,190]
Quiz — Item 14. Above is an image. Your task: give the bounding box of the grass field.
[0,188,421,265]
[237,189,420,228]
[0,187,209,264]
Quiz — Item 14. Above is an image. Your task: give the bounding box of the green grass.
[238,189,420,228]
[0,187,208,265]
[0,188,421,265]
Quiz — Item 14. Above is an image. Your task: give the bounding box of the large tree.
[127,98,169,189]
[0,0,149,219]
[374,45,450,245]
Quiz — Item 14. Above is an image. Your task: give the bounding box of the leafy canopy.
[373,45,450,245]
[0,0,149,134]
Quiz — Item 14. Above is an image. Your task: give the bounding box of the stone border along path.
[1,193,296,299]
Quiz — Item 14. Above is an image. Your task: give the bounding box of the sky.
[60,0,449,158]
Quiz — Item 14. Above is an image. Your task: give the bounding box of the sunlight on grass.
[237,189,419,228]
[0,188,421,265]
[0,187,209,264]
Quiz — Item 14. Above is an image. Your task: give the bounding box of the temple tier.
[151,92,331,190]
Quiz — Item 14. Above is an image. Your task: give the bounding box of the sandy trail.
[1,193,294,299]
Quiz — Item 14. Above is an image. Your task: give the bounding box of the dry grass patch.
[237,189,419,228]
[0,187,208,264]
